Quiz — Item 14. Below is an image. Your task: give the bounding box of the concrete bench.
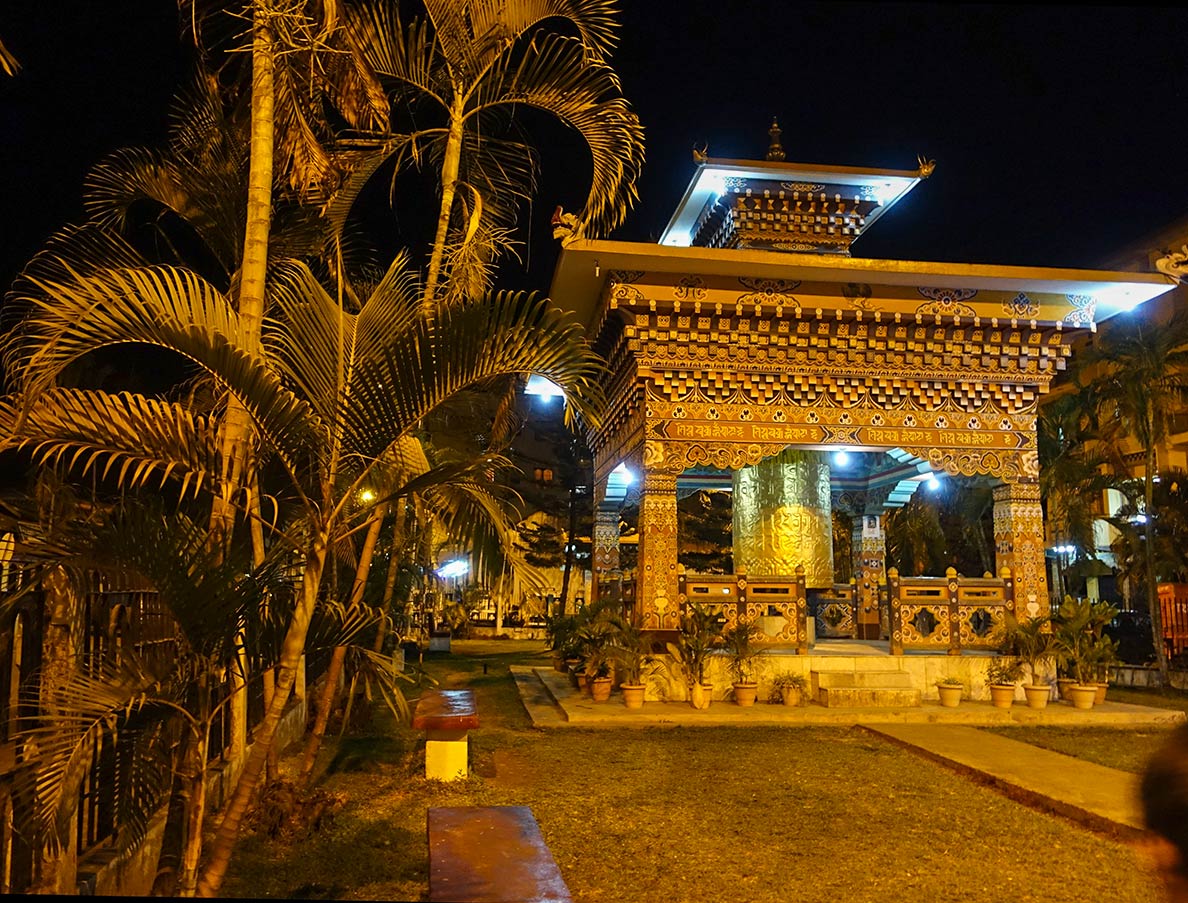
[413,689,478,781]
[428,806,572,903]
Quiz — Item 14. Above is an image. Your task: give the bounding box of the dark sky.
[3,2,1188,298]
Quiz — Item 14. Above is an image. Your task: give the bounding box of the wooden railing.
[812,584,856,639]
[888,567,1015,655]
[677,568,809,653]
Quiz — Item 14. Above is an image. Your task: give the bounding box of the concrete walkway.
[866,724,1144,836]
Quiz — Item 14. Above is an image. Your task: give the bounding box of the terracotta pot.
[782,687,802,707]
[577,672,591,696]
[937,685,963,708]
[621,683,645,710]
[1023,684,1051,709]
[733,682,759,707]
[591,676,613,703]
[552,654,566,673]
[1094,682,1108,705]
[988,684,1016,709]
[1068,684,1097,710]
[689,682,713,710]
[1057,677,1076,700]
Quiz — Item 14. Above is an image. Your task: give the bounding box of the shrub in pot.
[768,673,809,707]
[1009,615,1058,709]
[985,656,1024,708]
[722,619,766,707]
[664,602,725,709]
[609,616,656,710]
[936,676,964,708]
[1054,596,1114,710]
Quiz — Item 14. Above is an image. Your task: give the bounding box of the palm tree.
[0,244,603,894]
[1083,309,1188,684]
[343,0,646,306]
[4,502,358,896]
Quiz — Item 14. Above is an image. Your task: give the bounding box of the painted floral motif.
[1065,294,1096,327]
[739,409,753,421]
[934,415,949,429]
[967,417,982,430]
[706,408,720,420]
[674,275,707,300]
[737,276,802,308]
[1003,292,1039,318]
[903,415,917,427]
[671,406,687,419]
[916,286,978,317]
[772,410,787,422]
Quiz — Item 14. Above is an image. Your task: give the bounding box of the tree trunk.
[196,535,327,897]
[423,102,465,311]
[176,726,209,897]
[297,505,387,782]
[1145,432,1170,685]
[558,481,579,616]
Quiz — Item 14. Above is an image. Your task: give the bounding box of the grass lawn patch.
[222,644,1162,903]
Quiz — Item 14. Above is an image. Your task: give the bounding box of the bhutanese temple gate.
[551,124,1176,652]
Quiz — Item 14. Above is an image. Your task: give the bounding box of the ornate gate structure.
[551,129,1174,642]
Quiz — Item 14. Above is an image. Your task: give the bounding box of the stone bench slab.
[429,806,572,903]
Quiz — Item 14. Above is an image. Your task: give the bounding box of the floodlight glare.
[524,375,565,400]
[832,450,851,467]
[436,560,469,580]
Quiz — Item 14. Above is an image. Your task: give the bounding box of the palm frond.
[343,290,604,460]
[0,390,219,499]
[471,31,643,235]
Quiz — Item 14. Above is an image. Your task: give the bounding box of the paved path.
[866,724,1144,836]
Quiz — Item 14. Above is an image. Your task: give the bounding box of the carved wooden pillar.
[993,480,1050,620]
[592,506,621,606]
[636,472,680,630]
[852,514,887,640]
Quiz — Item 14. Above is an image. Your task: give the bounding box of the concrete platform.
[866,724,1145,836]
[512,667,1188,730]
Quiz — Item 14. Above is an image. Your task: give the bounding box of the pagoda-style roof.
[660,155,928,254]
[550,239,1176,333]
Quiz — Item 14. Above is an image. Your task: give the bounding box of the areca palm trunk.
[197,535,328,897]
[298,503,388,782]
[423,103,465,310]
[177,719,210,896]
[1145,417,1170,684]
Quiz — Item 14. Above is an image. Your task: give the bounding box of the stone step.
[814,670,914,689]
[817,686,923,708]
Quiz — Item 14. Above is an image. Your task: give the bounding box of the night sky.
[3,3,1188,299]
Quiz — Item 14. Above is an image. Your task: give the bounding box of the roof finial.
[766,117,785,162]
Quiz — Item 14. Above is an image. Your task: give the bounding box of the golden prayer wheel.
[732,448,834,587]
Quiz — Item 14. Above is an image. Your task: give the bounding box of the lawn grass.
[222,642,1162,903]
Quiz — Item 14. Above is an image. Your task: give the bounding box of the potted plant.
[609,616,656,710]
[985,656,1024,708]
[722,619,766,707]
[1054,597,1098,710]
[935,676,964,708]
[545,612,581,673]
[1088,632,1121,704]
[665,602,725,709]
[769,673,809,707]
[1010,616,1058,709]
[577,614,617,703]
